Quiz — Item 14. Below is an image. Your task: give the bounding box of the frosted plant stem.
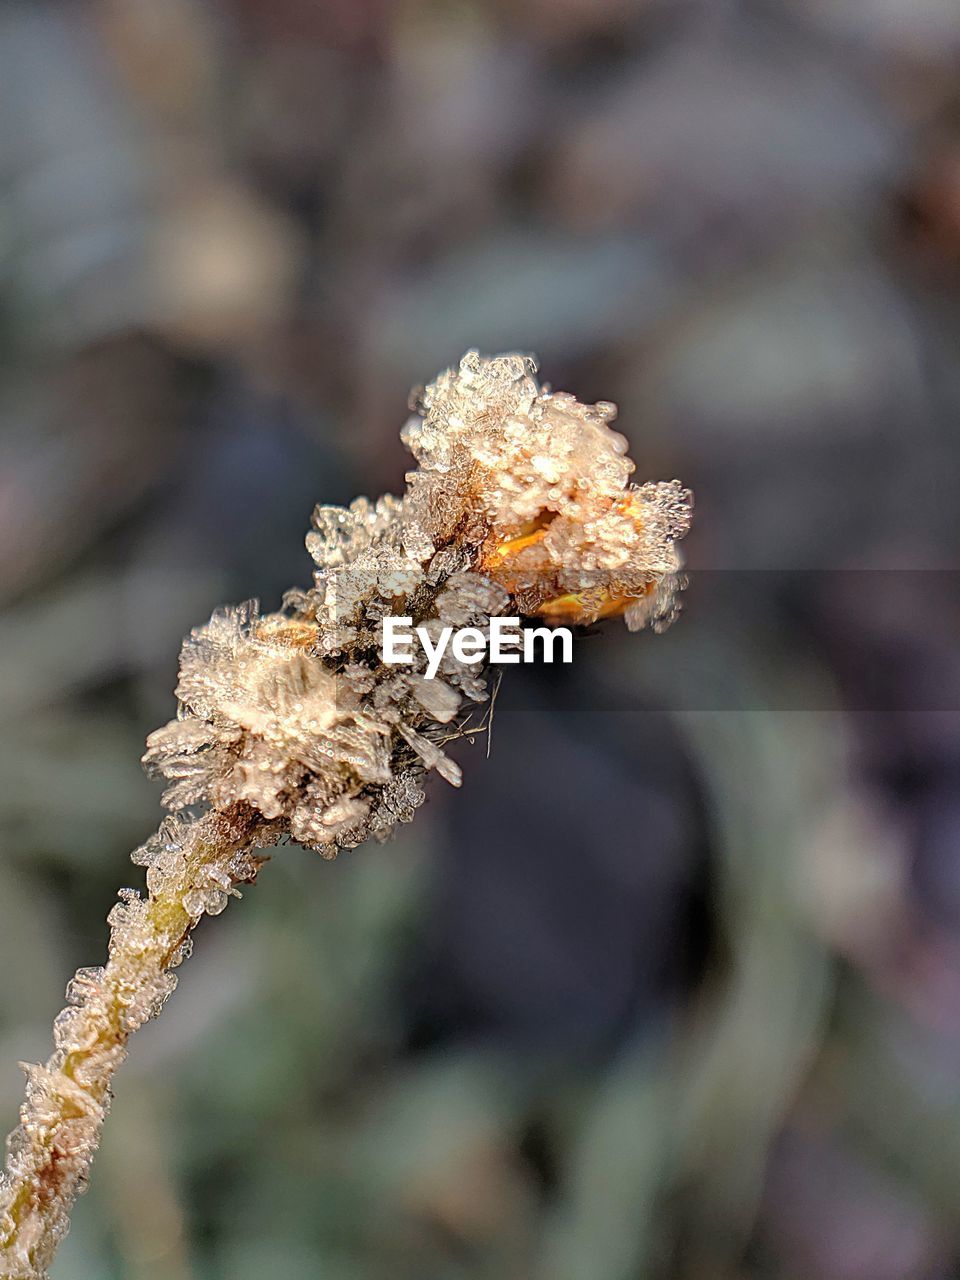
[0,804,271,1280]
[0,351,692,1278]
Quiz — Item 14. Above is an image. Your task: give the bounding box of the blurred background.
[1,1,960,1277]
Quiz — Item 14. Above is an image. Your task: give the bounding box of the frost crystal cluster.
[0,352,691,1278]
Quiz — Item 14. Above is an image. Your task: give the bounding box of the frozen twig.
[0,352,691,1277]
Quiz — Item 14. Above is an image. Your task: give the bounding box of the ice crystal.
[144,351,691,856]
[0,352,691,1279]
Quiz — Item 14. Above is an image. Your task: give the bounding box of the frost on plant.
[0,352,691,1278]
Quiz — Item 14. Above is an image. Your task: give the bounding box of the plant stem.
[0,804,270,1280]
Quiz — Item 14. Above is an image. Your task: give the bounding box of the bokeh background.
[2,2,960,1277]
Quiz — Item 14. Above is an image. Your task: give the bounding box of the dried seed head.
[143,352,692,856]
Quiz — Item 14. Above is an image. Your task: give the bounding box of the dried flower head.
[0,352,691,1278]
[145,352,692,856]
